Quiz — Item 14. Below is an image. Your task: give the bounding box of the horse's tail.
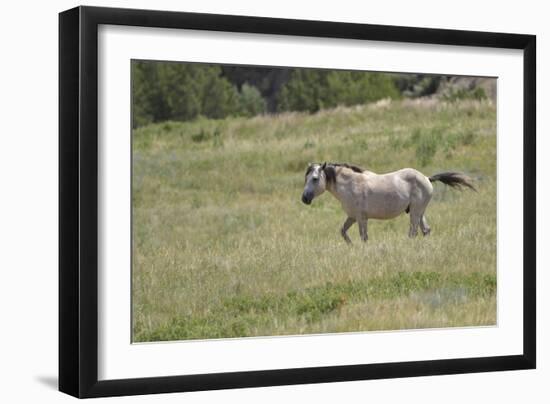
[429,172,477,191]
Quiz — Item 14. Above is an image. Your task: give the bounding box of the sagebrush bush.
[409,129,441,167]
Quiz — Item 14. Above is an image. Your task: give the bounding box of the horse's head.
[302,162,328,205]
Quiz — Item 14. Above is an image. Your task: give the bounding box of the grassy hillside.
[132,98,496,342]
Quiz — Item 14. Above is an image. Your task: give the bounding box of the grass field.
[132,98,497,342]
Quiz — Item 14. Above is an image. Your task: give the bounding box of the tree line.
[132,61,460,128]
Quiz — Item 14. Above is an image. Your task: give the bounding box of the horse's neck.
[326,170,360,202]
[327,184,344,203]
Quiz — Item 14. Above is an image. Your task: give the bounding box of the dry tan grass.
[132,99,496,342]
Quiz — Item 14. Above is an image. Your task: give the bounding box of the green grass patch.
[135,271,495,342]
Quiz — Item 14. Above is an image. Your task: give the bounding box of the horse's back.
[392,167,426,181]
[369,168,429,191]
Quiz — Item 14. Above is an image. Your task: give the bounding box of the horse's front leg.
[340,217,356,244]
[358,219,368,242]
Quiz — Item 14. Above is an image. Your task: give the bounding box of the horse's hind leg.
[340,217,356,244]
[408,214,421,238]
[420,215,431,236]
[409,184,431,238]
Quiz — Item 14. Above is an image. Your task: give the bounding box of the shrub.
[277,69,400,113]
[409,129,441,167]
[394,74,442,98]
[132,62,166,128]
[442,87,487,102]
[132,61,242,127]
[238,83,267,117]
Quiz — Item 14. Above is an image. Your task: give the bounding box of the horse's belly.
[338,183,409,220]
[367,209,404,220]
[365,194,409,219]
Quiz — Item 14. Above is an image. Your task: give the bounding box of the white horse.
[301,162,476,243]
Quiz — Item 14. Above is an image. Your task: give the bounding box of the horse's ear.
[305,164,314,178]
[321,162,327,170]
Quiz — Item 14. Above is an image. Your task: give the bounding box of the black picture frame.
[59,5,536,398]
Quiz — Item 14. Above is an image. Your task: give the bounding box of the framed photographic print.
[59,6,536,398]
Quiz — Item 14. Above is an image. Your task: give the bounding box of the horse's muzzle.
[302,193,312,205]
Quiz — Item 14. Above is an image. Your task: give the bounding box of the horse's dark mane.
[329,162,365,173]
[304,162,366,184]
[325,163,365,183]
